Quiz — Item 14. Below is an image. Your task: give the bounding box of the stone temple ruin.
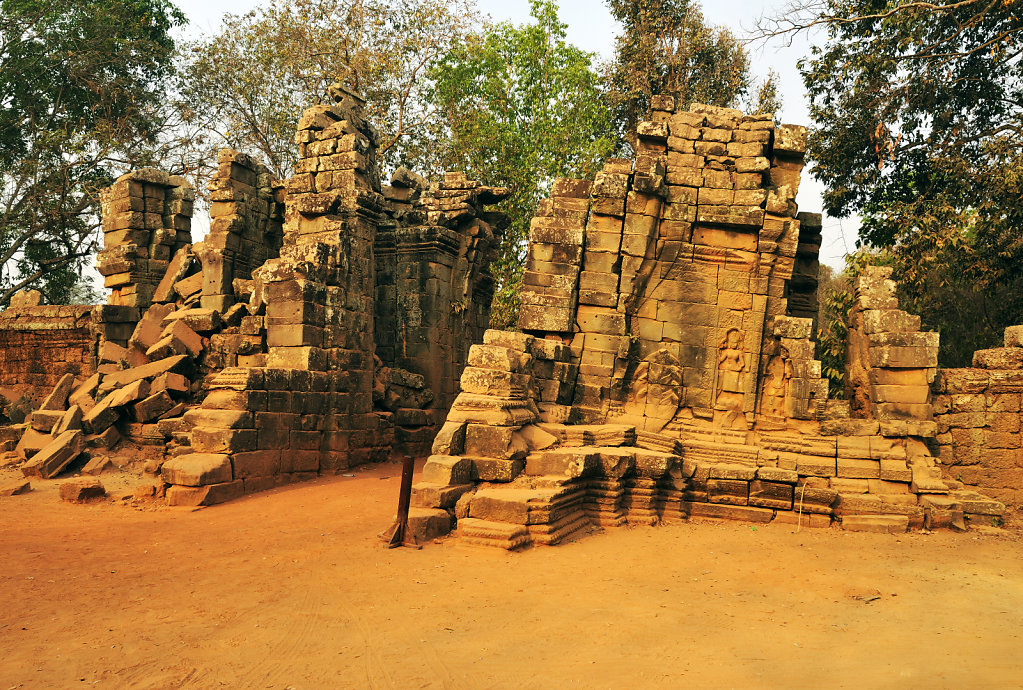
[0,89,1016,545]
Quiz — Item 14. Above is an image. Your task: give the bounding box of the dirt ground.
[1,460,1022,689]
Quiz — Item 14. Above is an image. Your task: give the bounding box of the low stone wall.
[0,305,137,403]
[933,326,1023,509]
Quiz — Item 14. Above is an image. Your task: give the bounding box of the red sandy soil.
[1,460,1022,689]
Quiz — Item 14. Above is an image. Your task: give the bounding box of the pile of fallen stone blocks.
[97,169,193,309]
[14,347,196,479]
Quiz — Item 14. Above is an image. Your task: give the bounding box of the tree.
[0,0,185,305]
[604,0,781,147]
[759,0,1023,365]
[429,0,620,328]
[175,0,476,186]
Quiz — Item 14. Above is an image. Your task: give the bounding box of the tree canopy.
[605,0,781,146]
[176,0,475,184]
[0,0,185,305]
[430,0,620,328]
[760,0,1023,365]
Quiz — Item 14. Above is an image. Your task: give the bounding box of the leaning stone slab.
[99,355,190,392]
[22,430,84,479]
[38,373,76,411]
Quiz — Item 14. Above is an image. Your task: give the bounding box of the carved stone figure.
[715,328,748,428]
[761,347,793,418]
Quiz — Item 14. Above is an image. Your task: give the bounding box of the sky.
[170,0,859,269]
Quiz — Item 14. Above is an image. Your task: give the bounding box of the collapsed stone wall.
[934,327,1023,509]
[410,101,1006,548]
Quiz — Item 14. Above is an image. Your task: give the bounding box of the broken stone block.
[22,430,84,479]
[131,390,176,422]
[59,478,106,503]
[99,355,190,392]
[153,244,193,302]
[161,453,233,486]
[69,374,100,412]
[0,480,31,497]
[173,272,203,300]
[15,427,51,458]
[163,307,222,333]
[421,455,475,485]
[28,409,64,433]
[99,340,130,364]
[53,406,83,434]
[81,456,113,475]
[406,507,453,541]
[85,425,120,450]
[150,372,190,396]
[38,373,76,411]
[165,480,244,506]
[105,378,151,408]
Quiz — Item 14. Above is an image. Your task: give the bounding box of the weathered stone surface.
[0,480,31,497]
[161,453,233,486]
[59,478,106,503]
[22,430,84,479]
[38,373,76,410]
[842,515,909,534]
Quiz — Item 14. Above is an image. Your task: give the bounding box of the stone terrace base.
[410,423,1005,549]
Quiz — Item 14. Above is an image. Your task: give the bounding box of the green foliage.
[0,0,185,305]
[177,0,475,183]
[817,281,853,399]
[816,250,893,398]
[430,0,619,329]
[795,0,1023,366]
[604,0,781,145]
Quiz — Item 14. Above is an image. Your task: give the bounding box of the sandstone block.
[421,455,475,485]
[459,368,531,399]
[131,391,175,423]
[161,453,233,486]
[28,409,64,433]
[749,480,793,510]
[191,428,257,454]
[406,508,453,542]
[0,480,31,497]
[165,480,244,506]
[412,482,474,509]
[22,430,84,479]
[472,457,525,482]
[38,373,76,411]
[842,515,909,533]
[687,502,774,523]
[59,478,106,503]
[973,347,1023,370]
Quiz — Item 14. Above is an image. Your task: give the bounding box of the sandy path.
[1,460,1021,689]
